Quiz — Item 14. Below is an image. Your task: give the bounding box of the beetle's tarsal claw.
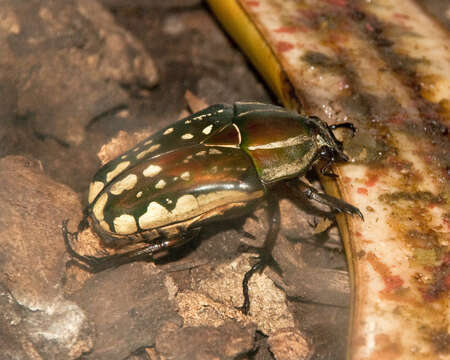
[353,207,365,221]
[328,198,364,220]
[293,179,363,220]
[328,198,363,219]
[337,204,364,220]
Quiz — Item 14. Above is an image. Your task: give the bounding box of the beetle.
[63,101,362,313]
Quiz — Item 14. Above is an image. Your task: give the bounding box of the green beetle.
[63,102,362,312]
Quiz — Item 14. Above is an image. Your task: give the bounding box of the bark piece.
[0,156,92,359]
[268,328,312,360]
[195,255,295,335]
[155,321,256,360]
[69,263,183,360]
[1,0,157,146]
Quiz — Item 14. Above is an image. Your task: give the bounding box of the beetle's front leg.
[240,194,281,314]
[287,179,364,219]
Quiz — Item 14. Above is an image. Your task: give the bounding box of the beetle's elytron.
[63,102,362,313]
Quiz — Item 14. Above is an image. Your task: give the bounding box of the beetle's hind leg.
[62,218,98,269]
[62,219,199,272]
[62,220,142,273]
[287,179,364,219]
[61,208,95,269]
[239,194,281,314]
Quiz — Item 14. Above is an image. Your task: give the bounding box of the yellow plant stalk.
[207,0,449,359]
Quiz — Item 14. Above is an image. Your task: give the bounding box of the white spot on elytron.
[143,164,162,177]
[110,174,138,195]
[210,166,218,174]
[185,119,191,124]
[217,109,224,113]
[172,195,198,217]
[166,198,173,204]
[138,190,264,230]
[195,150,206,156]
[180,171,190,181]
[181,133,194,140]
[202,124,213,135]
[93,193,108,221]
[88,181,105,203]
[247,135,309,150]
[163,127,174,135]
[113,214,137,235]
[144,139,153,145]
[136,144,161,159]
[106,161,130,182]
[121,155,127,159]
[155,179,167,189]
[238,167,247,172]
[136,191,143,198]
[139,202,170,229]
[173,176,178,181]
[208,148,222,155]
[199,190,260,211]
[133,147,140,152]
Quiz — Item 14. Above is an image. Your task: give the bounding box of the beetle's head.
[306,116,356,176]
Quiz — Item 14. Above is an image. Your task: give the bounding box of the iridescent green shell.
[88,102,342,245]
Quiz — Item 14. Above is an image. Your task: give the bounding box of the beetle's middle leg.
[287,179,363,219]
[240,194,280,314]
